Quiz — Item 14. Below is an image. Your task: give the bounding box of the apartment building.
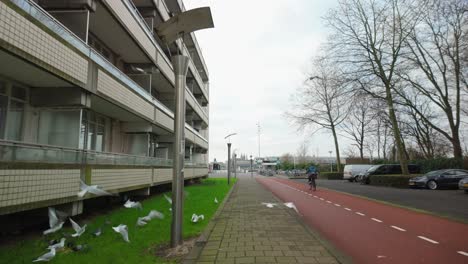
[0,0,210,216]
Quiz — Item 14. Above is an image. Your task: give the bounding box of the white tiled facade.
[91,168,153,191]
[97,69,155,120]
[0,1,88,84]
[0,169,80,207]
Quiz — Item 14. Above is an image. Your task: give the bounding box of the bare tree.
[341,93,375,159]
[325,0,424,174]
[280,153,294,164]
[395,0,468,158]
[287,57,348,172]
[296,142,309,164]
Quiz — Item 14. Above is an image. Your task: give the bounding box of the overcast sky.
[185,0,348,162]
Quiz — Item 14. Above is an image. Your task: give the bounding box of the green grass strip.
[0,178,235,263]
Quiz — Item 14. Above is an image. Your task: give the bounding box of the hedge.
[368,174,420,188]
[319,172,343,180]
[372,158,468,173]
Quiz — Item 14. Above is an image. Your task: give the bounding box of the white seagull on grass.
[69,218,87,237]
[214,197,218,204]
[47,238,65,250]
[191,214,204,223]
[124,199,142,210]
[33,248,56,262]
[43,207,65,235]
[113,224,129,242]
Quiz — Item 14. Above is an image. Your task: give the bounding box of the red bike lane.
[257,177,468,264]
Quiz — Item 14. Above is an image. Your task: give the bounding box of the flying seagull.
[214,197,218,204]
[113,224,130,242]
[284,202,299,214]
[69,218,87,237]
[191,214,204,223]
[77,180,114,198]
[136,217,148,227]
[124,199,142,210]
[261,202,277,208]
[33,248,56,262]
[47,238,65,250]
[43,207,65,235]
[144,210,164,221]
[163,194,172,205]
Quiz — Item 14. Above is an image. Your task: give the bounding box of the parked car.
[343,164,374,182]
[409,169,468,190]
[361,164,421,184]
[458,178,468,193]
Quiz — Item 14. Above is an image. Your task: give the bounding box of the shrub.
[369,174,420,188]
[410,158,464,173]
[371,158,467,173]
[319,172,343,180]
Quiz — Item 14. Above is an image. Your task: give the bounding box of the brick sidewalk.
[192,174,341,264]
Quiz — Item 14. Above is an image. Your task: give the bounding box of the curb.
[262,177,353,264]
[183,180,238,264]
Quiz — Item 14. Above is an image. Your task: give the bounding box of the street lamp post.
[224,133,237,185]
[234,153,237,178]
[250,155,253,178]
[227,143,231,184]
[156,7,214,248]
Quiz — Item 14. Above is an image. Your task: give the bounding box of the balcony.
[8,0,208,147]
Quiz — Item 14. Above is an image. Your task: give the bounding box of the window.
[80,110,108,151]
[38,110,81,148]
[0,83,27,141]
[0,82,7,139]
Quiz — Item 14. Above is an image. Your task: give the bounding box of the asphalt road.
[259,177,468,264]
[290,178,468,221]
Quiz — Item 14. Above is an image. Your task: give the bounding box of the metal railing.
[0,140,172,167]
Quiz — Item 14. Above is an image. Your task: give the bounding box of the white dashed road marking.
[326,201,332,204]
[334,204,341,207]
[418,236,439,244]
[320,198,324,201]
[356,212,365,216]
[371,218,383,223]
[391,226,406,232]
[344,208,352,211]
[457,251,468,257]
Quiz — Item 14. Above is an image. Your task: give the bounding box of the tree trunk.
[331,125,342,173]
[451,129,463,159]
[387,94,409,175]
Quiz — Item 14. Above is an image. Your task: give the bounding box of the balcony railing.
[0,140,172,167]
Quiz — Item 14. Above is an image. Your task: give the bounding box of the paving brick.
[244,250,264,257]
[255,256,276,263]
[234,257,255,263]
[226,251,245,258]
[276,256,298,263]
[263,250,284,257]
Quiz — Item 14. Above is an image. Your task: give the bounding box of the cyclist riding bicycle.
[306,165,319,191]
